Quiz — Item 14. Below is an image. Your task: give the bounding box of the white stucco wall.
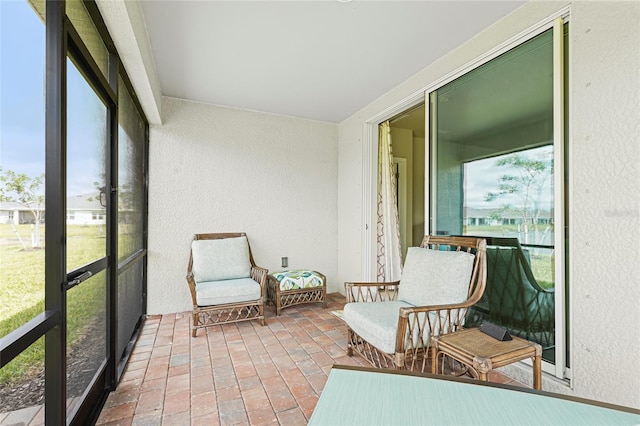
[337,1,640,409]
[567,1,640,409]
[147,97,338,315]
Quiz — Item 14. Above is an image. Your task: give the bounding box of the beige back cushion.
[191,236,251,282]
[398,247,475,307]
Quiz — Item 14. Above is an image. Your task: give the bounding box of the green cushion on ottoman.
[271,270,324,291]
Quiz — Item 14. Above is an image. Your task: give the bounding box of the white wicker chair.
[186,233,267,337]
[344,235,487,372]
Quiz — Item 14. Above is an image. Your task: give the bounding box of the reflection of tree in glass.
[484,151,552,231]
[118,183,134,211]
[66,58,107,197]
[86,181,105,205]
[0,167,45,248]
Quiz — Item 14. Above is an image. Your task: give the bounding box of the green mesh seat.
[466,238,554,350]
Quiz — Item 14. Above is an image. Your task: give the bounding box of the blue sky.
[1,0,106,197]
[464,145,554,210]
[0,0,46,182]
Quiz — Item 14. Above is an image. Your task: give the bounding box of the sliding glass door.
[429,22,568,375]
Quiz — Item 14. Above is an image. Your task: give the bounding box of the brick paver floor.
[96,293,524,425]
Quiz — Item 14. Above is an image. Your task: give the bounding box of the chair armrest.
[399,301,473,316]
[251,265,268,299]
[185,272,198,306]
[345,281,399,287]
[344,281,400,303]
[251,265,268,285]
[396,302,473,352]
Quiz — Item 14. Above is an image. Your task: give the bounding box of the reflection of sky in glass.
[66,60,107,197]
[464,145,554,210]
[1,1,105,197]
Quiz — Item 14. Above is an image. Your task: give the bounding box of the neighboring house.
[465,207,553,227]
[66,193,106,226]
[0,201,42,225]
[0,195,105,226]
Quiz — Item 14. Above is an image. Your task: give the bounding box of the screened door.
[0,1,148,423]
[65,56,110,418]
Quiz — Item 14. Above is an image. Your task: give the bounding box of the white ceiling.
[139,1,526,124]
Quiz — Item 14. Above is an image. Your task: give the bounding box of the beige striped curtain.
[376,121,403,282]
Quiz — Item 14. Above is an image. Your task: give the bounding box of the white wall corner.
[95,0,163,125]
[147,98,340,314]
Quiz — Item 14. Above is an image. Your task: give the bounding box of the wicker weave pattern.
[281,288,324,306]
[434,327,543,389]
[344,282,400,303]
[267,272,327,316]
[344,235,487,374]
[347,329,397,369]
[194,302,263,332]
[187,233,267,337]
[401,306,468,372]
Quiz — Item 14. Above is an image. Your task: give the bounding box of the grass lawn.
[1,224,107,385]
[465,225,555,288]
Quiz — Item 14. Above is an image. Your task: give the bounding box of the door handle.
[65,270,93,290]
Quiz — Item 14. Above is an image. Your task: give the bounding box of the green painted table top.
[309,366,640,425]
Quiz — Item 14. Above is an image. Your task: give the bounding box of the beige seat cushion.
[398,247,475,307]
[191,236,251,282]
[196,277,261,306]
[344,300,414,354]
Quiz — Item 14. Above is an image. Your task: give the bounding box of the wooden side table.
[433,327,542,390]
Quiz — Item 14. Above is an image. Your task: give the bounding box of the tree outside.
[484,149,553,234]
[0,167,45,248]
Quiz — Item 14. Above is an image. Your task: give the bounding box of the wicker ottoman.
[267,270,327,316]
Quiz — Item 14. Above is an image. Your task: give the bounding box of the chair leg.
[393,352,405,370]
[192,312,199,338]
[430,346,438,374]
[346,328,353,356]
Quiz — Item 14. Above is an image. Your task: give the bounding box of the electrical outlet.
[281,257,288,268]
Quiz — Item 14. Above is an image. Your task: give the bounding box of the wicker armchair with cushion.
[344,235,487,373]
[186,233,267,337]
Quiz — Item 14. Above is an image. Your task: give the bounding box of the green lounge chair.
[466,237,554,350]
